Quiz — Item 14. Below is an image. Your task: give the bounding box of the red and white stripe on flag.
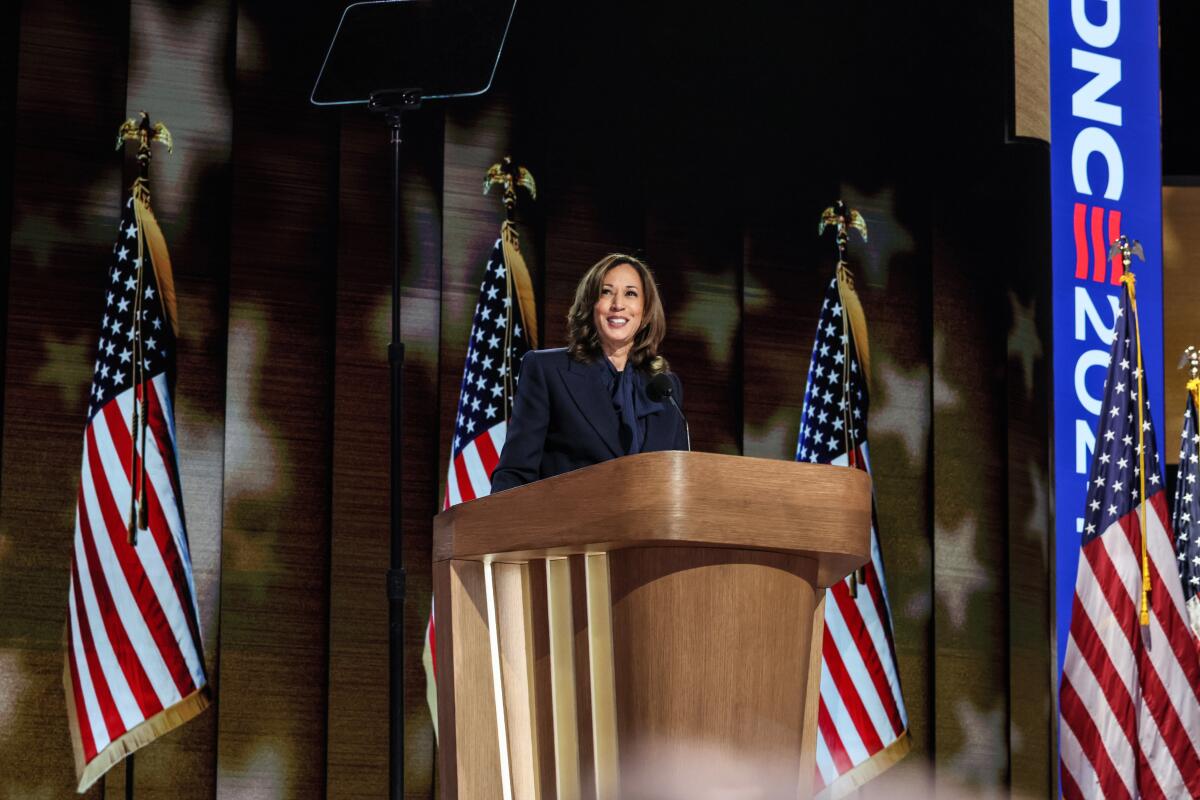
[795,273,910,795]
[812,447,911,797]
[443,422,507,508]
[65,375,209,792]
[1059,275,1200,799]
[1059,492,1200,798]
[66,184,208,791]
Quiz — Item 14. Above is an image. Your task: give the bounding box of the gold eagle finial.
[818,201,868,245]
[1107,235,1145,265]
[484,156,537,219]
[116,111,173,155]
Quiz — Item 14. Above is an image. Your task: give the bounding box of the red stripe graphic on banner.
[1091,205,1106,283]
[1108,209,1123,284]
[1074,202,1089,280]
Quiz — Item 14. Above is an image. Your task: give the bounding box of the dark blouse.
[598,357,664,455]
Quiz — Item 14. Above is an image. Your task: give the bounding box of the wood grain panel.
[526,559,557,799]
[797,595,827,798]
[582,554,617,800]
[213,3,339,797]
[608,547,818,797]
[1163,186,1200,461]
[0,1,129,796]
[931,102,1011,793]
[0,0,16,447]
[544,557,581,800]
[107,2,234,796]
[436,559,504,798]
[567,556,594,800]
[1013,0,1050,142]
[494,561,542,799]
[1002,142,1053,798]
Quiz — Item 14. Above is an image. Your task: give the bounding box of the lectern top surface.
[433,451,872,589]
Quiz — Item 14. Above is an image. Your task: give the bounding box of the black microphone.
[647,373,691,451]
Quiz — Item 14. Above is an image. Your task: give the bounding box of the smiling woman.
[490,254,689,492]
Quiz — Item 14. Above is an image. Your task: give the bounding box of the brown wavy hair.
[566,253,668,374]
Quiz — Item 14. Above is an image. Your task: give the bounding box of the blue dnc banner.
[1049,0,1165,718]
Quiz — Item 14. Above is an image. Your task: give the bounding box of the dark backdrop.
[0,1,1058,797]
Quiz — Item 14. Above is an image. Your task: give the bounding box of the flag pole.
[113,111,173,800]
[819,201,870,595]
[1110,235,1150,625]
[116,112,170,547]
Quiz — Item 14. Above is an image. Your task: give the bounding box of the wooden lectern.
[433,451,872,799]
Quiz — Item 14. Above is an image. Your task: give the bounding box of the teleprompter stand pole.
[370,87,422,800]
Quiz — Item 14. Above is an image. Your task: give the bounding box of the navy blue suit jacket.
[491,348,687,493]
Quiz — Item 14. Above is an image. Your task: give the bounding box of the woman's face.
[593,262,644,355]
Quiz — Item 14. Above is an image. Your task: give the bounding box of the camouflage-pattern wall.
[0,1,1066,798]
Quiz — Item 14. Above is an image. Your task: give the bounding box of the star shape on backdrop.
[870,355,931,465]
[35,332,96,411]
[672,268,740,365]
[934,514,993,630]
[1006,291,1044,398]
[1024,460,1050,561]
[945,698,1009,796]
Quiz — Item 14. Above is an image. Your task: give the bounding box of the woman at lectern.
[490,253,689,493]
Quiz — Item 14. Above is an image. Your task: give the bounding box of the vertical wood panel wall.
[214,3,339,798]
[1,2,129,797]
[0,1,1062,798]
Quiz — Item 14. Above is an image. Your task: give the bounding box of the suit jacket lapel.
[561,358,622,458]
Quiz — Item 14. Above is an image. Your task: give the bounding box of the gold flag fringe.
[1120,271,1152,627]
[65,645,211,795]
[501,220,538,349]
[825,731,912,799]
[835,263,870,392]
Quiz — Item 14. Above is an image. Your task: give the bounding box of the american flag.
[795,270,910,795]
[423,227,535,734]
[64,183,209,792]
[1173,384,1200,645]
[1058,276,1200,798]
